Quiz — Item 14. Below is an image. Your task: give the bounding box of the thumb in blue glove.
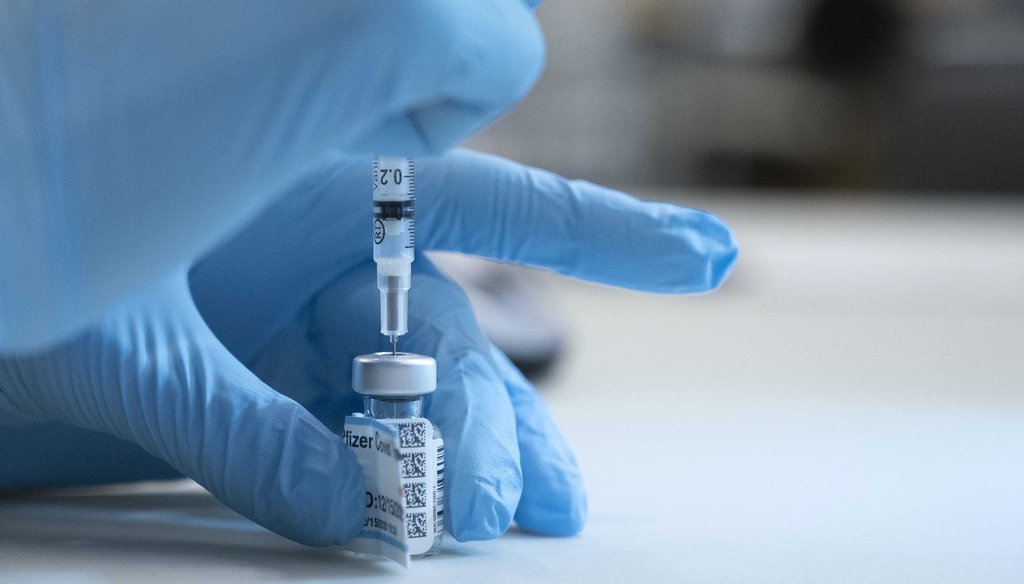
[0,272,365,545]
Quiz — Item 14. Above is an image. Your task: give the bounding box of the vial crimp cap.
[352,352,437,397]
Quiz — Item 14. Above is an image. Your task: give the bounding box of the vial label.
[378,417,444,556]
[341,416,410,567]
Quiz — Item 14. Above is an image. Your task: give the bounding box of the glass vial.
[353,352,444,557]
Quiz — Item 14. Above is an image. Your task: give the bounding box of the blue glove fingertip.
[488,347,588,537]
[667,207,739,292]
[513,462,588,537]
[425,348,523,542]
[450,474,518,541]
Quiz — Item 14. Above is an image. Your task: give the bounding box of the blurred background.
[453,0,1024,377]
[450,4,1024,577]
[470,0,1024,192]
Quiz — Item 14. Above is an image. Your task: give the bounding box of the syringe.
[372,156,415,354]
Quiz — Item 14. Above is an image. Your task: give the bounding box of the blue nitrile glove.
[0,150,737,544]
[0,0,543,352]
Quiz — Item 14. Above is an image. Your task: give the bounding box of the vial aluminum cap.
[352,352,437,397]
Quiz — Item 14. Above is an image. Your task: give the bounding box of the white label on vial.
[342,416,409,567]
[377,417,444,556]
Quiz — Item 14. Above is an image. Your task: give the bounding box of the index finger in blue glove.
[417,150,738,293]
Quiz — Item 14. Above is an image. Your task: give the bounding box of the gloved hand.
[0,0,543,351]
[0,150,737,544]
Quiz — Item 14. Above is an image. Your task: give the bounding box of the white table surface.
[2,193,1023,583]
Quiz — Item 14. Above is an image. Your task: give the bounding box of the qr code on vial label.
[407,511,428,538]
[404,481,427,508]
[401,452,427,478]
[397,421,427,448]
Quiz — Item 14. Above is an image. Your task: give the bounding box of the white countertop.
[2,193,1023,583]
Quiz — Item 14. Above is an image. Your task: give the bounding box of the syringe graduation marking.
[406,159,415,249]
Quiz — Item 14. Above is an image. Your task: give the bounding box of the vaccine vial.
[352,352,444,557]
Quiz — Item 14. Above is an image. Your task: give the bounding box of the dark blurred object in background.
[802,0,905,78]
[469,0,1024,193]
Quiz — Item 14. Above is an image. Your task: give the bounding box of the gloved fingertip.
[709,244,740,290]
[334,470,369,545]
[514,452,588,537]
[516,491,588,537]
[488,346,587,537]
[218,403,368,547]
[700,212,740,290]
[667,208,739,293]
[450,476,517,541]
[427,348,523,543]
[705,242,739,292]
[254,445,367,547]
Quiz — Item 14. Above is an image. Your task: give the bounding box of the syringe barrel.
[373,156,415,338]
